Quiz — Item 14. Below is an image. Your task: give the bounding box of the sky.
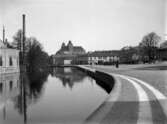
[0,0,166,55]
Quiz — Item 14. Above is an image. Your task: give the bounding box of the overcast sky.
[0,0,166,55]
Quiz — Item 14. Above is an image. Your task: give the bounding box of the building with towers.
[53,41,86,65]
[56,41,86,55]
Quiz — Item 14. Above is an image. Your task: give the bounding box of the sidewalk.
[87,63,167,97]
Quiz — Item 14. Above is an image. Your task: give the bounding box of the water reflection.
[0,67,110,124]
[51,67,87,89]
[0,73,20,121]
[0,70,49,124]
[50,67,113,93]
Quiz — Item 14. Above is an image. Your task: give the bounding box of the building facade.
[52,41,121,66]
[158,48,167,61]
[53,41,86,65]
[0,41,20,73]
[87,51,120,65]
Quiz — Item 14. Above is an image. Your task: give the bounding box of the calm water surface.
[0,67,110,124]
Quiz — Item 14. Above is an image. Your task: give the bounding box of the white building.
[0,41,20,74]
[87,51,120,65]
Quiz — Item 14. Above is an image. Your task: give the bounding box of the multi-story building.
[52,41,121,65]
[53,41,86,65]
[87,51,120,65]
[0,40,20,73]
[158,48,167,61]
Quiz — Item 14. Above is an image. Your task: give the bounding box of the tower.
[67,40,73,52]
[61,42,65,49]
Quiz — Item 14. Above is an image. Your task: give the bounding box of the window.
[10,81,13,90]
[0,83,3,93]
[9,57,13,66]
[0,56,2,66]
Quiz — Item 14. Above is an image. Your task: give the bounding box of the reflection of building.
[51,67,86,88]
[53,41,86,65]
[0,73,20,121]
[0,73,20,102]
[0,40,20,73]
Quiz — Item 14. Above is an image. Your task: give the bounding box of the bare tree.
[12,30,49,72]
[12,29,22,49]
[139,32,161,62]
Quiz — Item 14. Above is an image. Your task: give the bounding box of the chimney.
[2,26,5,43]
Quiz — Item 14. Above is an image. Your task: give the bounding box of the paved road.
[83,66,167,124]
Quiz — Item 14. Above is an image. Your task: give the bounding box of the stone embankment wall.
[76,66,115,93]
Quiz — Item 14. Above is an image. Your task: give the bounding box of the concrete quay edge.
[75,65,122,122]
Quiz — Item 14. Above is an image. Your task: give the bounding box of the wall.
[76,66,115,93]
[0,48,20,74]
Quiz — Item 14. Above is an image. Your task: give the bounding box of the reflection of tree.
[28,69,49,101]
[13,73,29,124]
[13,69,49,124]
[51,67,86,89]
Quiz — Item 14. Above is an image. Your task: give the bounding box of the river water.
[0,67,110,124]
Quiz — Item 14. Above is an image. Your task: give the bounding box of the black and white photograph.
[0,0,167,123]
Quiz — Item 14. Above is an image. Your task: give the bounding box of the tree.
[12,29,30,52]
[12,29,22,49]
[26,37,49,73]
[120,46,139,64]
[139,32,161,62]
[12,30,49,72]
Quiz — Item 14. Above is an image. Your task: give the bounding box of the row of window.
[0,56,18,67]
[0,80,19,94]
[88,56,119,60]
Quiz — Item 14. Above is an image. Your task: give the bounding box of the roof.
[56,45,85,55]
[88,50,120,57]
[73,46,85,52]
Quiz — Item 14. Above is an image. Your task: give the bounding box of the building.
[87,51,120,65]
[53,41,86,65]
[0,40,20,73]
[73,54,88,65]
[56,41,86,55]
[52,41,121,65]
[158,48,167,61]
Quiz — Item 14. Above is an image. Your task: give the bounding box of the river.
[0,67,111,124]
